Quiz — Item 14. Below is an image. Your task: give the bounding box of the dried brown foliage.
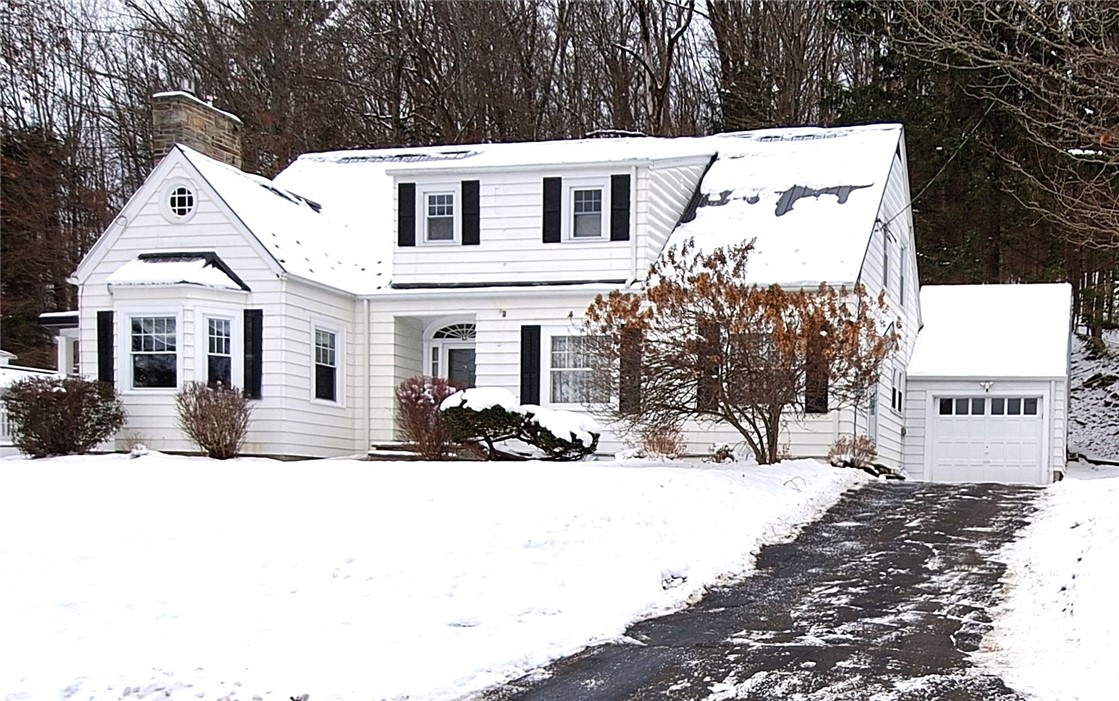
[827,435,878,469]
[175,382,253,459]
[584,240,900,464]
[639,424,688,459]
[395,376,464,460]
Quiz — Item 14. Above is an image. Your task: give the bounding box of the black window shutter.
[398,183,416,247]
[696,321,719,412]
[520,325,541,404]
[542,177,561,243]
[805,331,829,413]
[97,311,114,386]
[619,327,642,414]
[610,173,631,241]
[462,180,480,245]
[243,309,263,399]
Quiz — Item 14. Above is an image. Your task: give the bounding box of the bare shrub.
[2,377,125,458]
[175,382,253,459]
[827,435,878,469]
[639,424,687,458]
[395,376,464,460]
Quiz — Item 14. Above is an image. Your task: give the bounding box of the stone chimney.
[151,87,243,169]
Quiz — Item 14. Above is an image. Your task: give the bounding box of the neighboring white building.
[904,284,1072,484]
[40,92,1071,483]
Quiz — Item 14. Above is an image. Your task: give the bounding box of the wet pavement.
[476,482,1040,701]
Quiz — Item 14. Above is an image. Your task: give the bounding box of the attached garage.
[902,284,1072,485]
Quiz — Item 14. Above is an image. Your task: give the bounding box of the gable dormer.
[385,147,712,288]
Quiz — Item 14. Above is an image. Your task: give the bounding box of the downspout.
[626,164,639,288]
[363,297,371,455]
[1049,378,1057,482]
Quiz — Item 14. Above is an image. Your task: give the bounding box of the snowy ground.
[0,454,867,701]
[1068,329,1119,462]
[978,459,1119,700]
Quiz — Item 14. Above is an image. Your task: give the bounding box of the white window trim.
[542,329,603,408]
[194,307,244,390]
[160,178,200,224]
[117,304,184,394]
[310,319,345,407]
[561,176,611,242]
[416,183,461,245]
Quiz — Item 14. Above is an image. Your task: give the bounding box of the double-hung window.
[314,327,338,402]
[571,188,603,238]
[207,317,232,387]
[549,335,604,404]
[131,315,177,388]
[425,191,455,242]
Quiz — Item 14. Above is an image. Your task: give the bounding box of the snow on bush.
[1,376,125,458]
[441,387,601,461]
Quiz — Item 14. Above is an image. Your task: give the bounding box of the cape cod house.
[42,91,1071,484]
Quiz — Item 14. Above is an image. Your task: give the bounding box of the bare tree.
[582,241,900,464]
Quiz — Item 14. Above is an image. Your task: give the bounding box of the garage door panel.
[931,396,1043,485]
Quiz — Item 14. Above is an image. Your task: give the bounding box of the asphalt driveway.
[477,481,1040,701]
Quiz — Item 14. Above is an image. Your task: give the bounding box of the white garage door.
[931,396,1044,484]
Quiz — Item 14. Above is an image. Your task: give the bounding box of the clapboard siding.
[393,158,709,287]
[853,145,920,470]
[76,154,361,458]
[902,385,929,480]
[646,161,709,259]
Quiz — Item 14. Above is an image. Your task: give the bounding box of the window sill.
[310,398,345,409]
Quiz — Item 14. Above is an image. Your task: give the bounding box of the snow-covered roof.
[291,137,716,174]
[908,283,1073,379]
[179,146,388,295]
[0,365,58,389]
[667,124,903,287]
[107,254,247,291]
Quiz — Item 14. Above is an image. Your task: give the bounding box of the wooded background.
[2,0,1116,368]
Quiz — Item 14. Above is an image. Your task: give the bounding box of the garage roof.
[908,283,1072,379]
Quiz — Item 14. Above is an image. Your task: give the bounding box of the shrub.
[520,406,600,461]
[639,424,688,459]
[2,377,126,458]
[827,435,878,469]
[441,388,523,460]
[440,387,602,461]
[175,382,253,459]
[395,376,464,459]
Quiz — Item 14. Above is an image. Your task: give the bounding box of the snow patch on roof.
[180,146,387,295]
[908,283,1073,378]
[667,124,903,287]
[107,257,244,290]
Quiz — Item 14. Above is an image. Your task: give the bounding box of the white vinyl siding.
[76,153,359,458]
[392,156,710,286]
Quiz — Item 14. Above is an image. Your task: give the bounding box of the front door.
[446,346,476,388]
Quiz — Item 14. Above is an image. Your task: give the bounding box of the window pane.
[573,189,602,213]
[1024,398,1038,415]
[573,212,601,238]
[427,193,454,217]
[315,364,336,401]
[1008,398,1021,415]
[133,353,176,388]
[315,330,336,367]
[971,398,985,415]
[447,348,476,388]
[992,398,1005,415]
[427,216,454,241]
[208,355,231,387]
[431,346,440,376]
[938,398,951,415]
[955,398,969,415]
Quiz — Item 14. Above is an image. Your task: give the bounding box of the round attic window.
[168,186,195,217]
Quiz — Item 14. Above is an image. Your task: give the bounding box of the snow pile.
[0,454,867,701]
[979,461,1119,700]
[1068,330,1119,462]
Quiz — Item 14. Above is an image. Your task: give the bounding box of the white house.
[42,91,1071,483]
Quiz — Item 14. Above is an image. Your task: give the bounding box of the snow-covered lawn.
[0,454,867,701]
[979,460,1119,700]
